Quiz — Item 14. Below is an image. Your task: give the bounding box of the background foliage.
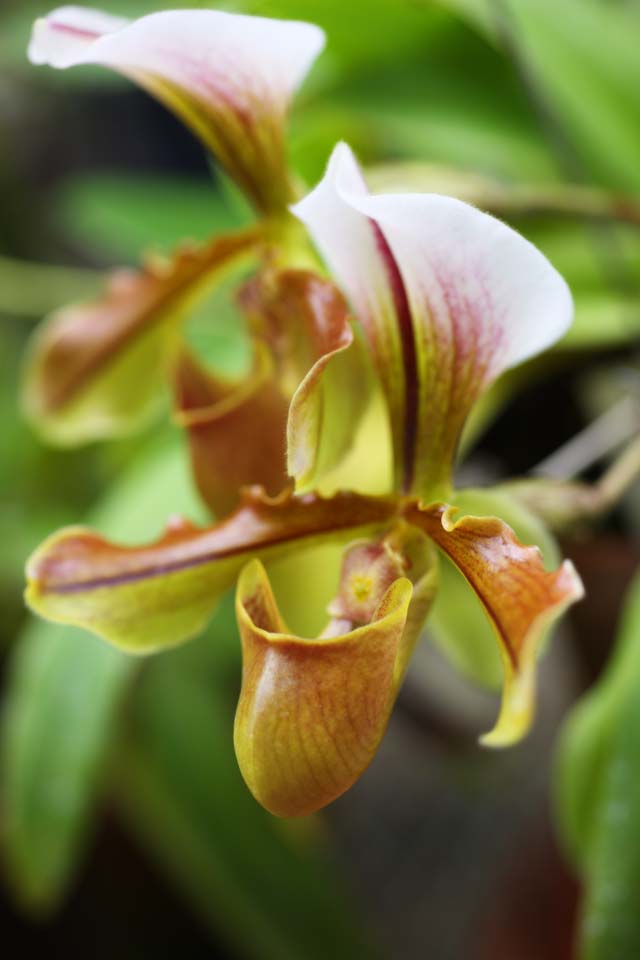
[1,1,639,957]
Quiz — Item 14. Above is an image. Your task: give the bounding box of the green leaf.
[438,0,640,189]
[114,616,378,960]
[1,621,131,908]
[54,173,250,262]
[555,572,640,871]
[25,489,396,654]
[580,662,640,958]
[241,0,448,72]
[500,0,640,192]
[1,438,206,908]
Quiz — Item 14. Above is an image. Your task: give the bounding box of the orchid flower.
[29,6,324,214]
[24,7,584,818]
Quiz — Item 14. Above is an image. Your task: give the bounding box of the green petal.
[25,489,397,654]
[239,268,374,492]
[23,231,258,446]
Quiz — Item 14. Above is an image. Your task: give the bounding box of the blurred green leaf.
[114,611,378,960]
[579,641,640,956]
[1,437,206,909]
[0,325,104,636]
[445,0,640,190]
[241,0,447,71]
[0,256,102,318]
[562,296,640,349]
[431,0,495,38]
[1,621,131,908]
[502,0,640,192]
[444,0,640,191]
[555,572,640,872]
[304,26,558,184]
[54,173,250,262]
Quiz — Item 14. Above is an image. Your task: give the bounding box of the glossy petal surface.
[234,559,412,817]
[29,7,325,212]
[406,502,584,744]
[234,527,437,816]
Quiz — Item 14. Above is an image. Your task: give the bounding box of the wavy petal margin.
[25,489,397,654]
[174,269,372,511]
[294,143,573,498]
[29,7,324,213]
[23,231,257,445]
[406,502,584,745]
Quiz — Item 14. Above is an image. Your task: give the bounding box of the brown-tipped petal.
[173,345,290,517]
[25,489,397,654]
[234,559,413,817]
[239,269,372,490]
[23,231,257,445]
[29,8,324,213]
[405,502,584,745]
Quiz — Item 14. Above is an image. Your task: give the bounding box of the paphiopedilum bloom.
[25,7,584,818]
[29,5,324,214]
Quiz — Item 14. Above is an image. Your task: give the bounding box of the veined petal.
[29,7,325,213]
[405,502,584,745]
[292,144,409,490]
[427,486,561,690]
[234,543,433,817]
[240,268,372,490]
[174,344,290,517]
[235,529,436,817]
[23,231,257,445]
[25,488,397,654]
[294,143,573,498]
